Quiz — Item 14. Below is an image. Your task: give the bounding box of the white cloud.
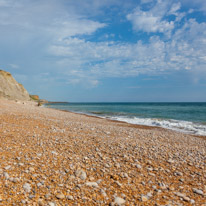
[0,0,106,41]
[48,17,206,84]
[168,2,181,15]
[127,0,183,35]
[127,9,174,34]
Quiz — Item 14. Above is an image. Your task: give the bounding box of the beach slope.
[0,99,205,205]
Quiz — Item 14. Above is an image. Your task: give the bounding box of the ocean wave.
[110,116,206,136]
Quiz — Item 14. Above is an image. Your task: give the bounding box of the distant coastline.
[46,101,70,104]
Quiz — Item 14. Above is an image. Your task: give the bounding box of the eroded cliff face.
[0,70,30,101]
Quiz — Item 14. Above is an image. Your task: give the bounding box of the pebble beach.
[0,99,206,205]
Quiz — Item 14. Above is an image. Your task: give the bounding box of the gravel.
[0,99,205,205]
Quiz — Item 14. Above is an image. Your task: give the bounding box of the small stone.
[136,164,142,169]
[115,163,120,168]
[141,181,145,186]
[183,196,190,202]
[85,182,98,187]
[115,181,122,187]
[141,195,148,202]
[38,198,44,206]
[51,151,58,155]
[56,193,65,199]
[124,173,128,178]
[175,192,185,198]
[179,178,184,182]
[23,183,31,193]
[148,172,155,176]
[18,163,24,166]
[100,189,107,197]
[167,159,174,164]
[66,195,74,200]
[45,193,51,199]
[96,179,102,184]
[4,165,11,170]
[48,202,56,206]
[75,169,87,180]
[175,171,183,176]
[10,177,19,183]
[169,186,175,191]
[147,192,153,198]
[114,197,126,205]
[29,167,35,172]
[193,188,204,195]
[29,194,35,199]
[3,172,9,180]
[89,176,95,181]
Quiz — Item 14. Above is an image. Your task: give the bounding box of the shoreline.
[44,104,206,140]
[0,99,206,205]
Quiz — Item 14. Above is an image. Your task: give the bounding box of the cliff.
[30,95,39,101]
[0,70,30,101]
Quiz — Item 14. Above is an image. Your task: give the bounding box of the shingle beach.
[0,99,205,205]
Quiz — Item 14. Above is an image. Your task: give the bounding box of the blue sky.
[0,0,206,102]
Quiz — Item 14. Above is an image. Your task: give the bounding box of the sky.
[0,0,206,102]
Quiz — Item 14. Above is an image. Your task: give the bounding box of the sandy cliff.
[0,70,30,101]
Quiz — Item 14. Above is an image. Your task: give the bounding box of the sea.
[45,102,206,136]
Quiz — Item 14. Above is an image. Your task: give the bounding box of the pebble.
[56,193,65,199]
[175,192,185,198]
[4,165,11,170]
[193,188,204,195]
[45,193,51,199]
[48,202,56,206]
[85,182,99,187]
[190,199,195,204]
[66,195,74,200]
[141,195,149,202]
[136,164,142,169]
[23,183,31,193]
[115,163,120,168]
[183,196,190,202]
[75,169,87,180]
[3,172,9,180]
[167,159,175,164]
[38,198,44,206]
[9,177,19,183]
[175,171,183,176]
[29,167,35,172]
[100,189,107,197]
[114,197,126,205]
[29,194,35,199]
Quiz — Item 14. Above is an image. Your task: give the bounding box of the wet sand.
[0,99,205,205]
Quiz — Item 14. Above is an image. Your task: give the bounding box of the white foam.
[111,116,206,136]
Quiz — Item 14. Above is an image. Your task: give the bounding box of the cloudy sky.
[0,0,206,102]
